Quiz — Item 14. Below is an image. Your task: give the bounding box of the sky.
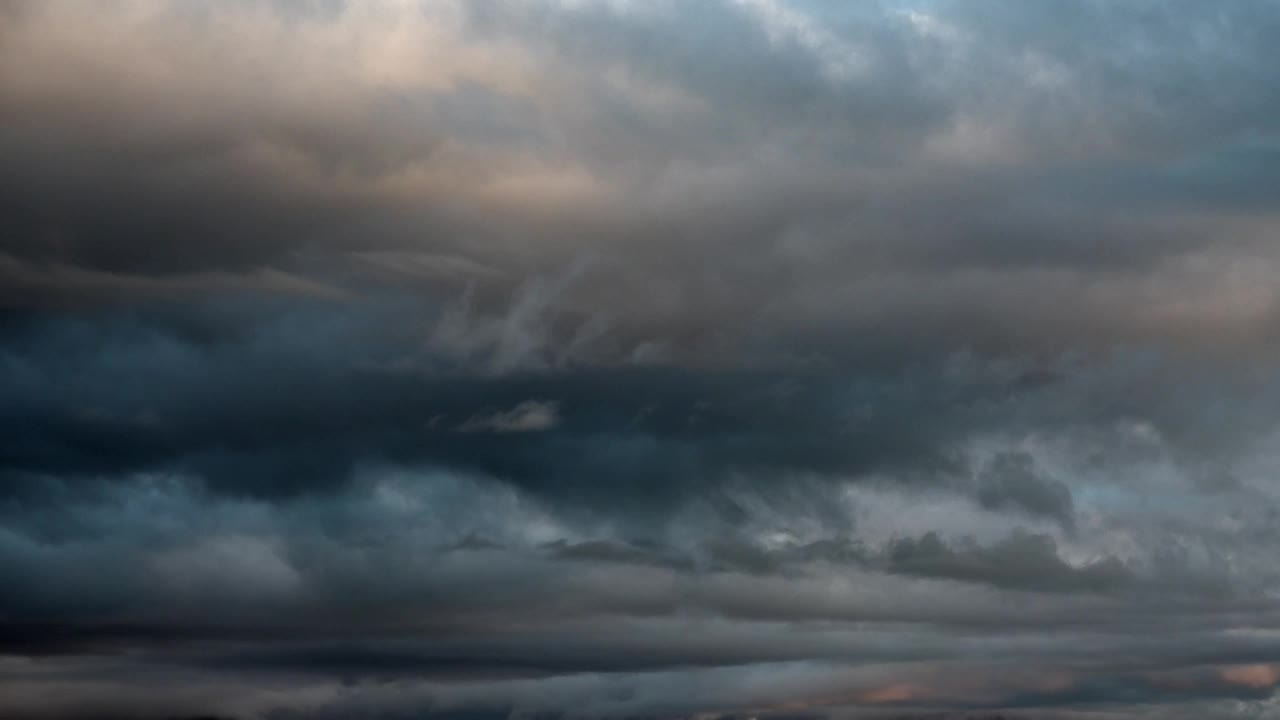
[3,1,1280,718]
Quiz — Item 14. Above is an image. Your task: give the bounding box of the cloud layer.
[4,1,1280,718]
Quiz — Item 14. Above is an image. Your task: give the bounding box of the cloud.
[886,530,1133,595]
[975,451,1076,531]
[4,1,1280,718]
[458,400,561,433]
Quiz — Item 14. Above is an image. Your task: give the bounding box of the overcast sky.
[4,1,1280,719]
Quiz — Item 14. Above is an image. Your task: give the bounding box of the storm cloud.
[4,1,1280,718]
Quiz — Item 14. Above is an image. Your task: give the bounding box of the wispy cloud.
[458,400,561,433]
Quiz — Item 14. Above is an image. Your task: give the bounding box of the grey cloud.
[1,0,1276,357]
[458,400,561,433]
[5,1,1280,719]
[975,452,1076,531]
[887,531,1133,595]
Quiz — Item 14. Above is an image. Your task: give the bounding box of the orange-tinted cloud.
[1222,664,1280,689]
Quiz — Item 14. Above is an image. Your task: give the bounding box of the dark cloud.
[4,1,1280,719]
[886,530,1133,595]
[975,452,1076,531]
[0,301,1000,506]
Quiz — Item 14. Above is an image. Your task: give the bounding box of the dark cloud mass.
[3,1,1280,719]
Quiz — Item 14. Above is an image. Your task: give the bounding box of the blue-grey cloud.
[4,1,1280,719]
